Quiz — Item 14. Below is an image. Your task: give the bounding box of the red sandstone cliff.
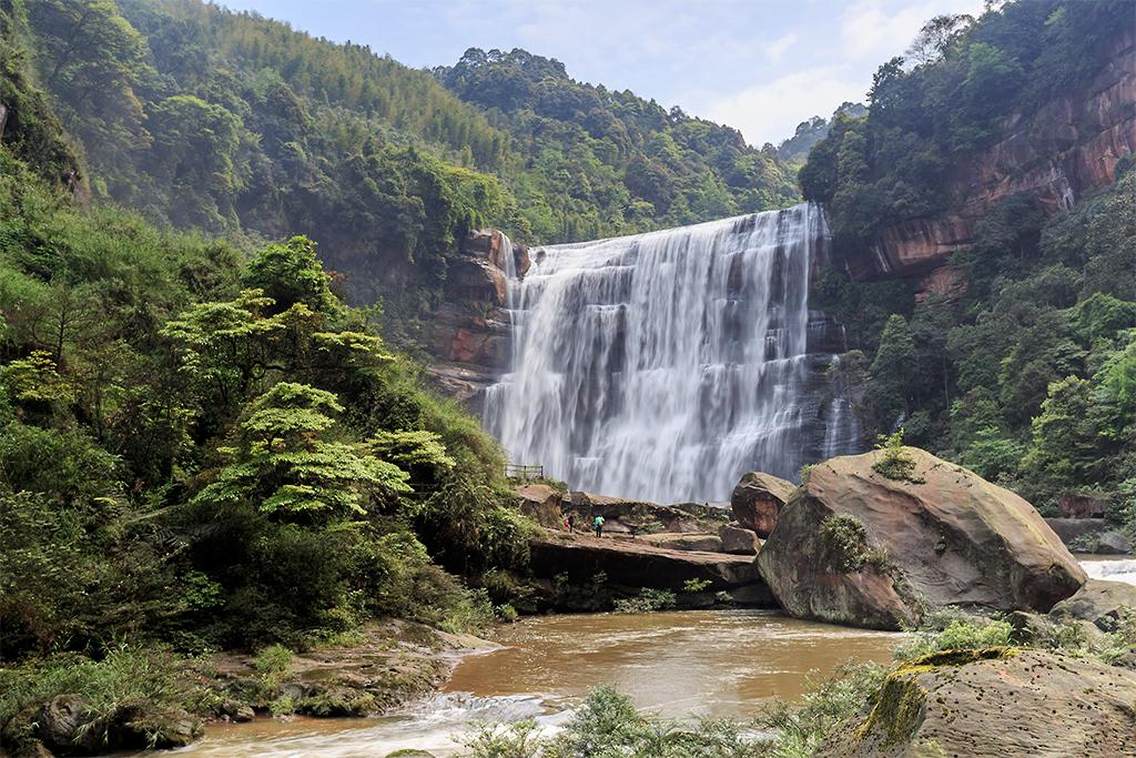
[857,28,1135,296]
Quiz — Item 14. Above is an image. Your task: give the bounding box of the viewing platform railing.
[505,463,544,480]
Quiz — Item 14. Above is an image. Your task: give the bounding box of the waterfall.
[484,203,860,502]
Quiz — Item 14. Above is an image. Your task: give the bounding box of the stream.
[169,560,1135,757]
[173,610,900,757]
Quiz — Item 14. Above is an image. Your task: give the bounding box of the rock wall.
[848,28,1136,294]
[424,229,528,410]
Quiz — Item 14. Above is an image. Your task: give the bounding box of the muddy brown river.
[174,610,900,757]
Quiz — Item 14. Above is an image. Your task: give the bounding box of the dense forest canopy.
[10,0,800,343]
[801,0,1136,516]
[0,0,535,672]
[433,47,798,239]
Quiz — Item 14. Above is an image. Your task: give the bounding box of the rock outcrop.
[757,447,1085,630]
[424,229,528,410]
[567,492,731,535]
[719,524,760,555]
[846,28,1136,296]
[825,648,1136,757]
[730,472,795,538]
[516,483,564,529]
[529,531,772,602]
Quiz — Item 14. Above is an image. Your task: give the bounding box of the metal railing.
[505,463,544,480]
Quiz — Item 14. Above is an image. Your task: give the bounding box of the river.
[173,610,900,757]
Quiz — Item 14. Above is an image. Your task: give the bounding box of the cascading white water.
[484,203,860,502]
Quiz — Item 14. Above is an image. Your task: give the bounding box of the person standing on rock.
[593,514,605,537]
[566,511,576,533]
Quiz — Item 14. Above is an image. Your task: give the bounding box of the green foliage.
[759,663,887,758]
[895,611,1013,660]
[819,514,890,573]
[464,686,771,758]
[682,578,713,594]
[195,382,410,519]
[613,588,677,614]
[802,0,1130,250]
[871,431,923,484]
[0,645,195,748]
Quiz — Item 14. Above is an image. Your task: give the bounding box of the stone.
[1050,578,1136,632]
[718,524,759,555]
[639,533,724,552]
[729,472,795,538]
[517,483,564,529]
[1045,516,1110,548]
[756,447,1085,630]
[38,695,101,754]
[824,649,1136,757]
[1096,530,1133,555]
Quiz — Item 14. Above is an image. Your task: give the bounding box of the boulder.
[1096,530,1133,555]
[757,447,1086,630]
[730,472,795,537]
[1050,578,1136,632]
[718,524,760,555]
[824,649,1136,757]
[517,483,564,529]
[639,533,723,552]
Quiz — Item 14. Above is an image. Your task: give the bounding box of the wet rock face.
[844,28,1136,295]
[730,472,795,538]
[825,649,1136,757]
[756,447,1086,630]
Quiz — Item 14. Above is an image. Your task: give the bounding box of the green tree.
[194,382,410,520]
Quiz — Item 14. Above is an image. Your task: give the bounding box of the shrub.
[896,610,1013,660]
[613,588,676,614]
[871,430,924,483]
[0,646,197,750]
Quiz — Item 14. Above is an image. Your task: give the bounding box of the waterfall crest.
[484,203,860,502]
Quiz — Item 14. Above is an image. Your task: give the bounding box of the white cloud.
[703,66,867,146]
[840,0,985,61]
[763,32,798,62]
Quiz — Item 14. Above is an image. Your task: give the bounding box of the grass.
[0,646,199,751]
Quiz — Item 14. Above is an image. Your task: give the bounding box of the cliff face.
[425,229,528,410]
[850,28,1135,294]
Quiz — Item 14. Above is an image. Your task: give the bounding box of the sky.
[214,0,985,146]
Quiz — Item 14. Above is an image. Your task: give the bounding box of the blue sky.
[215,0,984,146]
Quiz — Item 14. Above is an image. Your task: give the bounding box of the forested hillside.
[802,0,1136,516]
[434,48,798,238]
[0,3,539,740]
[12,0,797,341]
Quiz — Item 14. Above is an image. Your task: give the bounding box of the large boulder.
[757,447,1086,630]
[825,649,1136,757]
[730,472,795,537]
